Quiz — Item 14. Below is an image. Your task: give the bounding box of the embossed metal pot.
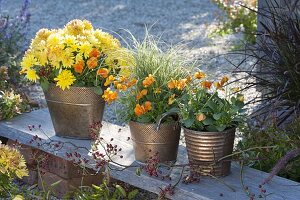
[44,85,105,139]
[183,127,236,177]
[129,121,181,163]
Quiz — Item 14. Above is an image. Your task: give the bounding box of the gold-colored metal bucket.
[183,127,236,177]
[44,85,105,139]
[129,121,181,163]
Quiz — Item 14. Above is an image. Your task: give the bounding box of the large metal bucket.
[183,127,236,177]
[129,121,181,163]
[44,85,105,139]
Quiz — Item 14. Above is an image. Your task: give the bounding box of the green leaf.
[40,78,49,91]
[128,189,139,200]
[183,118,194,128]
[207,101,217,110]
[115,185,126,197]
[50,180,62,187]
[213,113,222,120]
[206,125,218,132]
[93,87,103,95]
[203,118,214,126]
[216,125,226,132]
[136,168,141,176]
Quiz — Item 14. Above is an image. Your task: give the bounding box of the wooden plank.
[1,109,300,200]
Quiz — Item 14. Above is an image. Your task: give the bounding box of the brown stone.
[38,171,104,198]
[46,154,90,179]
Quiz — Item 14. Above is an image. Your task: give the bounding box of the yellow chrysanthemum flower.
[61,49,74,68]
[47,33,61,47]
[64,19,85,36]
[26,69,40,82]
[54,70,76,90]
[79,42,93,59]
[0,144,28,179]
[20,53,38,70]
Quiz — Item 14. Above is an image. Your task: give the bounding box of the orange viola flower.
[186,75,192,83]
[142,74,155,88]
[97,68,109,78]
[127,78,137,87]
[116,83,128,91]
[89,48,101,58]
[136,89,148,100]
[144,101,152,111]
[220,76,229,85]
[134,104,145,117]
[201,80,212,89]
[177,79,187,90]
[214,81,223,90]
[104,75,115,86]
[134,101,152,117]
[168,79,177,89]
[102,88,118,104]
[73,61,84,74]
[196,113,206,121]
[194,71,206,79]
[87,57,98,69]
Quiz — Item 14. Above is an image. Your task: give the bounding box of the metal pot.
[129,121,181,163]
[183,127,236,177]
[44,85,105,139]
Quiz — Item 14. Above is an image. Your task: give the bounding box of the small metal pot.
[183,127,236,177]
[129,121,181,163]
[44,85,105,139]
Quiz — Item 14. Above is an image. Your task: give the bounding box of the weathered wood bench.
[0,109,299,200]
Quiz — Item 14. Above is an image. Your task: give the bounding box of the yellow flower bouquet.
[20,19,131,92]
[19,19,133,139]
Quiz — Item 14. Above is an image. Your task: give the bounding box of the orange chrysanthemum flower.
[97,68,109,78]
[73,61,84,74]
[87,57,98,69]
[142,74,155,88]
[201,80,212,89]
[89,48,101,58]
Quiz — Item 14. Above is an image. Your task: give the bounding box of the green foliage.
[179,85,245,131]
[234,0,300,125]
[211,0,257,45]
[118,30,190,123]
[237,119,300,182]
[73,181,139,200]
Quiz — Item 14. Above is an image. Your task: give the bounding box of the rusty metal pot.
[129,121,181,163]
[44,85,105,139]
[183,127,236,177]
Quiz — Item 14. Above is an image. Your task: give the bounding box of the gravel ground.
[2,0,256,122]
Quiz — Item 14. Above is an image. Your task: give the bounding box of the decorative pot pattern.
[44,85,105,139]
[129,121,181,163]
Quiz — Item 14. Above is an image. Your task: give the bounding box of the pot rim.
[182,126,236,134]
[129,120,179,126]
[47,83,103,90]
